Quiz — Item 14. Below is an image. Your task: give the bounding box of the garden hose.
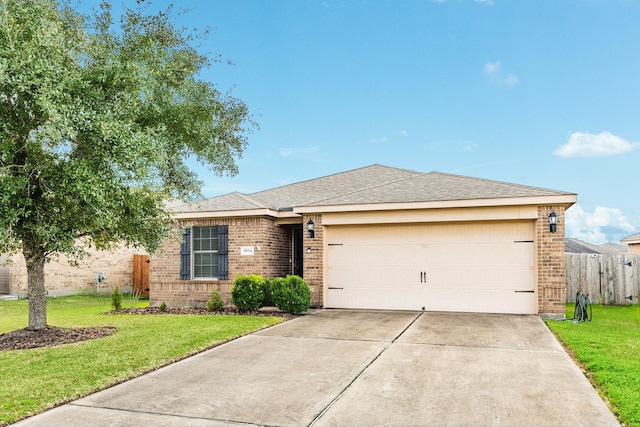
[573,292,592,322]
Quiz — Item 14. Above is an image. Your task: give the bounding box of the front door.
[292,227,304,277]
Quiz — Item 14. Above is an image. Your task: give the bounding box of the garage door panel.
[427,267,535,291]
[325,221,536,314]
[327,287,428,311]
[328,244,420,266]
[424,289,535,314]
[422,243,533,266]
[327,266,417,289]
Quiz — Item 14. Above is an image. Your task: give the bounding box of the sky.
[100,0,639,245]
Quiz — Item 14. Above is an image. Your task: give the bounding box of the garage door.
[325,221,535,314]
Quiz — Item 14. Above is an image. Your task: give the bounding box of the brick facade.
[2,246,143,298]
[150,216,295,308]
[303,214,323,307]
[151,206,570,316]
[537,205,567,317]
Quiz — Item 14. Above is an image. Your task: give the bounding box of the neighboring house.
[0,246,148,298]
[621,232,640,254]
[565,238,628,254]
[150,164,577,318]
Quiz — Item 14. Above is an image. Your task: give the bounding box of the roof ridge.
[248,164,420,197]
[297,166,425,206]
[231,192,268,209]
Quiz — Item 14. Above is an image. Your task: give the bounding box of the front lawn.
[0,296,282,425]
[545,304,640,427]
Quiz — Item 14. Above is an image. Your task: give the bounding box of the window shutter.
[179,227,191,280]
[217,225,229,280]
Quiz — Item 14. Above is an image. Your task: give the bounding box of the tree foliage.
[0,0,255,329]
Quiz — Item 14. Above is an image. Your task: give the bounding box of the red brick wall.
[150,216,292,308]
[537,205,567,317]
[303,214,323,307]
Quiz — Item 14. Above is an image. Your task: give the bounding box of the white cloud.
[483,61,518,86]
[554,131,640,157]
[279,145,321,158]
[398,130,409,137]
[483,61,501,74]
[565,204,636,244]
[370,136,389,144]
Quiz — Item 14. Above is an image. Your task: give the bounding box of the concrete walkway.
[15,310,619,426]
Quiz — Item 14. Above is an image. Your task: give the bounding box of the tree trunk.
[24,241,48,330]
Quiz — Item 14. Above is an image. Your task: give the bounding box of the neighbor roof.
[173,164,576,214]
[621,232,640,244]
[565,238,627,254]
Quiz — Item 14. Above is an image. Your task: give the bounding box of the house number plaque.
[240,246,255,256]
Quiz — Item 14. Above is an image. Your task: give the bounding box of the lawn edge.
[544,321,626,427]
[4,315,288,427]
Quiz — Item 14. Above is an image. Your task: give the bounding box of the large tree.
[0,0,255,330]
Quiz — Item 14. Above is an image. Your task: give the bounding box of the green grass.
[546,304,640,427]
[0,296,282,425]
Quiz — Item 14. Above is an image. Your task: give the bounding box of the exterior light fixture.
[307,219,315,238]
[549,211,558,233]
[306,247,312,254]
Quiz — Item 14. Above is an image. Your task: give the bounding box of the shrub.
[271,275,311,314]
[260,278,273,307]
[206,289,224,312]
[231,274,265,312]
[159,301,167,312]
[111,286,123,310]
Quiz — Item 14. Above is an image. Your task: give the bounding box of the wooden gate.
[133,254,150,297]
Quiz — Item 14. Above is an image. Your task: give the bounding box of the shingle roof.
[172,192,266,213]
[248,164,422,209]
[621,232,640,244]
[175,164,575,213]
[303,171,569,207]
[565,238,603,254]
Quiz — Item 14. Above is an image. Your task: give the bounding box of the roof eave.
[173,208,282,220]
[293,194,578,214]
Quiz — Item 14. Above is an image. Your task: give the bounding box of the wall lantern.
[549,211,558,233]
[306,247,312,254]
[307,219,315,238]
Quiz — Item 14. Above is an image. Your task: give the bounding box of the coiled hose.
[573,292,592,322]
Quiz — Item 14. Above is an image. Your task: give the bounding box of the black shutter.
[179,227,191,280]
[217,225,229,280]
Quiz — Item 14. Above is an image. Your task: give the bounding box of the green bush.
[206,289,224,312]
[111,286,123,310]
[271,275,311,314]
[231,274,265,312]
[260,278,273,307]
[159,301,167,312]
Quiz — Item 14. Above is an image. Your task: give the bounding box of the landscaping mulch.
[0,326,117,351]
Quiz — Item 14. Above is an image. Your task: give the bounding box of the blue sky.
[110,0,639,244]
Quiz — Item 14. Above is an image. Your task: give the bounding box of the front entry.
[292,227,304,277]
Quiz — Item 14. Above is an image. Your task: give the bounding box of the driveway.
[15,310,619,426]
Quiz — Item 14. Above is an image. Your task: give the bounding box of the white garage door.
[325,221,535,314]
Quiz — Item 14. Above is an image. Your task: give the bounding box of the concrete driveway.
[15,310,619,426]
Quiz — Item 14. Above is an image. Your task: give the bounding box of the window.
[192,226,218,278]
[180,225,228,280]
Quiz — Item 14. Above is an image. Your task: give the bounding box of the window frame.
[191,226,219,280]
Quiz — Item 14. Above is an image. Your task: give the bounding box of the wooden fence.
[566,253,640,304]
